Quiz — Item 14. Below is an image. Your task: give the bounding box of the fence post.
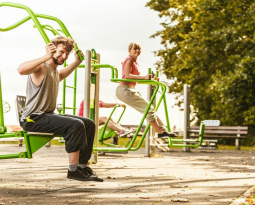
[236,128,240,150]
[183,84,190,152]
[83,50,91,118]
[145,68,153,157]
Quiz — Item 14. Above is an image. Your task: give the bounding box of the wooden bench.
[188,126,248,150]
[181,84,249,151]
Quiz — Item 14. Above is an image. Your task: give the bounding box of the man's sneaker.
[81,166,104,182]
[119,129,132,138]
[67,167,95,181]
[158,131,177,138]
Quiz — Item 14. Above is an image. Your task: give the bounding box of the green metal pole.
[99,105,118,141]
[0,133,16,138]
[24,134,32,159]
[0,71,4,133]
[145,68,152,156]
[0,154,20,159]
[0,3,84,61]
[0,2,50,43]
[90,73,96,120]
[62,61,67,114]
[131,82,167,151]
[92,64,116,79]
[160,83,171,132]
[116,106,126,124]
[73,68,77,115]
[33,24,60,36]
[35,13,83,60]
[0,15,31,31]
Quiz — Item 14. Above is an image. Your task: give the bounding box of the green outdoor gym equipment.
[91,63,205,152]
[98,104,127,147]
[0,2,83,159]
[0,2,205,160]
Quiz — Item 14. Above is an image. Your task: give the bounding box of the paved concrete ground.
[0,144,255,205]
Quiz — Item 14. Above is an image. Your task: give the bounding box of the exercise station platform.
[0,144,254,205]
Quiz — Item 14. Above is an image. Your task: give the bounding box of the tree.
[146,0,255,145]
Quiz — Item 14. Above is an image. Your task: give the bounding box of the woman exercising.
[116,42,177,138]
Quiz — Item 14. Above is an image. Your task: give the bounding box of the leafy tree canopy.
[146,0,255,144]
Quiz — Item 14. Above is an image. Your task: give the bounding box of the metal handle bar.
[0,2,84,61]
[33,24,60,36]
[0,2,50,43]
[92,64,118,79]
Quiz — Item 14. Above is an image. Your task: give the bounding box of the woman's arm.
[101,102,125,108]
[124,59,151,80]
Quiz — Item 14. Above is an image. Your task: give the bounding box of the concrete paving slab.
[0,144,255,205]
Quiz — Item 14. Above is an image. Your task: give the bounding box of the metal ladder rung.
[77,64,85,68]
[66,85,76,89]
[64,107,76,110]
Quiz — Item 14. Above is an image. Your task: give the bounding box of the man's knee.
[87,118,96,129]
[70,119,85,130]
[78,117,95,126]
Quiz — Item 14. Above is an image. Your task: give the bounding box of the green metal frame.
[89,66,163,152]
[98,104,126,147]
[169,122,205,147]
[91,65,205,151]
[0,2,205,158]
[61,61,78,115]
[0,2,81,159]
[0,2,84,60]
[33,24,61,36]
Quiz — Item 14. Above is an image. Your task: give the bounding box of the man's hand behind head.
[45,43,57,59]
[74,49,84,63]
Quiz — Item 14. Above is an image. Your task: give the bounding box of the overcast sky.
[0,0,184,129]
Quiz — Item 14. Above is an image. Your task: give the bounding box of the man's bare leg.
[68,150,80,165]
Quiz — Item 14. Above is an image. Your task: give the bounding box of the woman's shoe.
[119,129,132,137]
[158,131,177,138]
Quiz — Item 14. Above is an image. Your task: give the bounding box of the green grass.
[218,145,255,151]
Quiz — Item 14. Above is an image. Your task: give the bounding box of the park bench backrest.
[15,95,26,123]
[189,126,248,138]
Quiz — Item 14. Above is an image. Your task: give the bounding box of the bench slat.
[190,135,246,139]
[190,126,248,130]
[189,130,247,134]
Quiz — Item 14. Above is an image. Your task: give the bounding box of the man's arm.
[17,43,56,75]
[59,49,84,82]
